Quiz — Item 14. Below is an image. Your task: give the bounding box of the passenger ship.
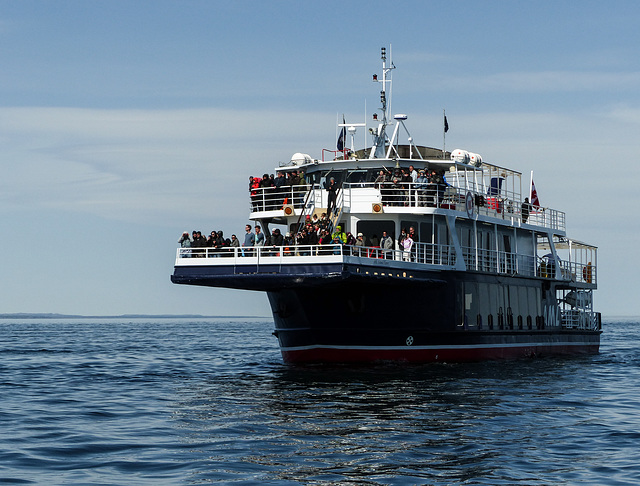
[171,48,601,363]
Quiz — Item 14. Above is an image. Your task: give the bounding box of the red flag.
[530,179,540,208]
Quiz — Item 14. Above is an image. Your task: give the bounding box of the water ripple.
[0,318,639,484]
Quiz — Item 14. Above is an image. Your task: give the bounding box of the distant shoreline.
[0,313,270,319]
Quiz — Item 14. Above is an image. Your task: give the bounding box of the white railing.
[250,185,311,212]
[176,242,456,268]
[347,241,456,266]
[178,244,344,260]
[341,182,566,232]
[176,242,596,285]
[561,309,600,331]
[250,184,351,215]
[248,182,565,232]
[539,258,597,286]
[462,246,536,277]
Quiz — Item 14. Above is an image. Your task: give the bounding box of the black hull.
[172,262,601,364]
[267,282,600,364]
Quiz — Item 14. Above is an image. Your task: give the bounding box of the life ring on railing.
[283,204,294,216]
[372,203,383,213]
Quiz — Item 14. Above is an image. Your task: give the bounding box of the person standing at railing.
[346,232,356,246]
[409,165,418,183]
[192,230,207,258]
[215,231,231,257]
[326,177,338,216]
[332,225,347,245]
[416,170,428,206]
[243,224,255,257]
[296,228,309,256]
[389,177,402,206]
[258,173,274,210]
[269,228,284,255]
[230,234,240,253]
[397,228,407,253]
[274,171,286,189]
[380,231,393,259]
[178,231,192,258]
[255,226,265,247]
[434,170,446,206]
[409,165,418,206]
[206,231,217,248]
[249,176,261,211]
[283,232,294,256]
[319,229,332,255]
[402,232,414,262]
[521,197,531,223]
[409,227,418,262]
[307,224,319,245]
[354,232,366,257]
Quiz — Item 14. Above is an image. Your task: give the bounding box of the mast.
[370,46,395,158]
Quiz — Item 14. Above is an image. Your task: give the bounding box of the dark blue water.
[1,317,638,485]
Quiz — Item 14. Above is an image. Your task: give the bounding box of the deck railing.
[176,242,595,285]
[248,183,565,231]
[177,242,456,267]
[250,185,311,212]
[539,258,597,286]
[347,182,565,231]
[561,309,600,331]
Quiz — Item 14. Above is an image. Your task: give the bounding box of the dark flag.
[337,116,346,151]
[444,115,449,133]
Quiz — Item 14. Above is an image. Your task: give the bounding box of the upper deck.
[250,150,566,234]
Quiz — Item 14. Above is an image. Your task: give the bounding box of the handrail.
[294,188,316,234]
[177,241,456,267]
[327,187,344,235]
[322,148,350,161]
[176,242,596,285]
[250,184,313,212]
[341,181,566,232]
[248,182,565,232]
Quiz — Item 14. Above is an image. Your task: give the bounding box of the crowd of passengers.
[375,165,447,207]
[248,166,449,210]
[249,170,308,210]
[178,221,419,261]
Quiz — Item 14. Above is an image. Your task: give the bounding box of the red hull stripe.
[281,341,596,352]
[281,342,599,363]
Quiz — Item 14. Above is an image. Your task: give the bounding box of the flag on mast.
[337,115,346,151]
[530,176,540,208]
[444,114,449,133]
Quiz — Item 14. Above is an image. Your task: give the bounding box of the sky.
[1,0,639,317]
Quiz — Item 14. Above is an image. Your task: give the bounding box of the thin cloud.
[429,70,640,93]
[0,106,330,224]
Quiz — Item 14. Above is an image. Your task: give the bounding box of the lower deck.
[172,243,600,332]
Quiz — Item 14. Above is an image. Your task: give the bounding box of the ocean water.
[0,317,639,485]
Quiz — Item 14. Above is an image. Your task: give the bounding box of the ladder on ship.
[327,187,344,235]
[293,185,345,236]
[294,187,317,235]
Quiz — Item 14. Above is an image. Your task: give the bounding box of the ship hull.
[277,330,600,364]
[266,282,600,364]
[172,260,601,364]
